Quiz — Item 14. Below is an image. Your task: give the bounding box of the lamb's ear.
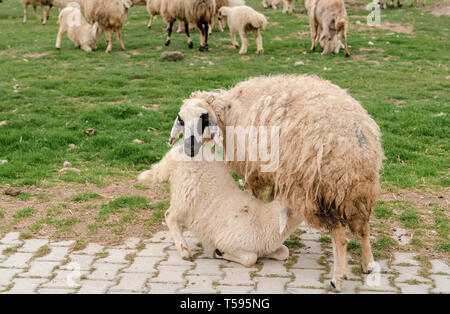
[207,111,222,147]
[168,115,183,146]
[219,8,228,16]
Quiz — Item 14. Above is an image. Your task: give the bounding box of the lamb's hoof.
[343,275,348,280]
[188,42,193,49]
[328,280,343,293]
[257,50,264,56]
[311,47,316,52]
[180,246,192,261]
[362,262,376,274]
[56,47,60,50]
[199,45,208,52]
[345,53,350,58]
[233,44,239,49]
[164,40,171,46]
[147,25,152,29]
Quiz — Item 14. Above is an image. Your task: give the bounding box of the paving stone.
[0,252,33,268]
[148,283,184,294]
[189,258,224,276]
[287,269,324,288]
[60,254,95,271]
[254,277,290,294]
[113,238,141,249]
[137,243,170,257]
[78,280,114,294]
[397,283,432,294]
[178,275,221,294]
[101,249,135,264]
[298,241,323,255]
[429,275,450,294]
[3,278,47,294]
[257,259,291,277]
[18,239,49,253]
[150,265,190,283]
[327,279,363,294]
[109,273,152,293]
[392,252,419,266]
[41,270,87,289]
[359,273,397,292]
[146,231,173,243]
[20,261,60,278]
[74,243,104,255]
[219,267,256,286]
[287,287,325,294]
[358,290,398,294]
[38,287,76,294]
[216,285,255,294]
[160,250,195,267]
[50,240,75,247]
[0,268,22,285]
[88,263,124,281]
[392,266,430,283]
[290,254,325,270]
[299,228,322,241]
[36,246,69,262]
[430,260,450,274]
[123,256,160,274]
[0,232,22,245]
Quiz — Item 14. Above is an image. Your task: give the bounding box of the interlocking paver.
[290,254,325,270]
[78,280,114,294]
[75,243,104,255]
[3,278,47,294]
[430,260,450,274]
[216,285,255,294]
[114,238,141,249]
[38,288,77,294]
[18,239,49,253]
[298,241,323,255]
[397,283,432,294]
[40,270,87,289]
[36,246,69,262]
[137,243,170,257]
[122,256,160,274]
[392,253,419,266]
[150,265,190,283]
[358,274,398,292]
[160,250,196,267]
[101,249,135,264]
[429,275,450,294]
[60,254,95,271]
[109,273,152,293]
[0,268,22,286]
[88,263,124,281]
[257,259,291,277]
[0,232,22,245]
[0,252,33,268]
[287,269,324,288]
[287,287,325,294]
[219,266,257,286]
[148,283,184,294]
[254,277,291,294]
[189,258,224,276]
[20,261,60,278]
[50,240,75,247]
[178,275,221,294]
[392,266,431,283]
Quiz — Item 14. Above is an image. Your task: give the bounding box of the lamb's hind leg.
[329,224,348,292]
[165,208,192,260]
[266,245,289,261]
[361,223,376,274]
[214,249,257,267]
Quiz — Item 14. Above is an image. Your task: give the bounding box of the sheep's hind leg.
[23,4,28,24]
[214,249,257,267]
[230,30,239,49]
[165,208,192,260]
[165,21,174,46]
[40,5,48,25]
[266,245,289,261]
[105,30,114,53]
[361,223,376,274]
[238,31,248,54]
[184,21,193,49]
[117,29,125,51]
[254,29,264,56]
[197,21,208,52]
[329,224,348,292]
[55,28,65,50]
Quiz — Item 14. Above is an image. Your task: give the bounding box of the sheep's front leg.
[282,0,288,13]
[40,5,48,25]
[254,29,264,56]
[309,15,318,51]
[117,29,125,51]
[266,245,289,260]
[360,223,375,274]
[165,209,192,260]
[165,21,174,46]
[23,4,28,24]
[184,21,193,49]
[238,31,249,54]
[55,27,66,50]
[329,225,348,292]
[214,250,257,267]
[105,30,114,53]
[230,30,239,49]
[197,21,208,52]
[147,15,155,29]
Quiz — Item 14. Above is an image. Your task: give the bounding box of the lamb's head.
[218,7,231,21]
[169,94,222,157]
[87,22,102,51]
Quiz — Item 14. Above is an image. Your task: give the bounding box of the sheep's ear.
[168,115,183,146]
[207,95,215,104]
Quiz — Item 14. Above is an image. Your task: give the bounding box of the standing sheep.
[138,144,303,266]
[213,0,245,32]
[167,74,384,292]
[218,5,267,55]
[20,0,53,25]
[146,0,162,29]
[56,3,102,52]
[161,0,215,51]
[306,0,350,57]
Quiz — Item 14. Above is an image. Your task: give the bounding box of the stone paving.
[0,228,448,294]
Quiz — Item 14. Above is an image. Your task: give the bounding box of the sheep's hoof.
[188,42,193,49]
[233,44,239,49]
[345,53,350,58]
[199,45,208,52]
[164,40,171,46]
[311,47,316,52]
[257,50,264,56]
[328,280,343,293]
[147,25,152,29]
[362,262,376,274]
[56,47,60,50]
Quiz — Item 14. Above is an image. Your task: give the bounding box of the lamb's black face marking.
[177,115,184,126]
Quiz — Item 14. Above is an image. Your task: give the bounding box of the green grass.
[70,192,103,203]
[12,207,35,220]
[0,0,448,191]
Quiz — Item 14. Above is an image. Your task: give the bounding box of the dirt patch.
[345,0,367,10]
[355,21,414,34]
[423,0,450,16]
[23,51,52,58]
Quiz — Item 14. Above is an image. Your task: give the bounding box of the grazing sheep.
[213,0,245,32]
[161,0,215,51]
[262,0,282,9]
[168,74,384,292]
[138,144,303,266]
[20,0,53,25]
[218,5,267,55]
[306,0,350,57]
[83,0,131,53]
[56,4,102,52]
[146,0,162,29]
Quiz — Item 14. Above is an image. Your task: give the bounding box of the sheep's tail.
[252,12,268,30]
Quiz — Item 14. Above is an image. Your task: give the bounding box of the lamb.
[218,6,267,55]
[56,3,102,52]
[83,0,131,53]
[137,144,303,266]
[146,0,162,29]
[20,0,53,25]
[306,0,350,57]
[213,0,245,32]
[167,74,384,292]
[161,0,215,51]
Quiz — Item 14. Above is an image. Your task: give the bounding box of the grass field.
[0,0,448,260]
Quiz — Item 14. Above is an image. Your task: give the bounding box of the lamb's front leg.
[238,31,249,54]
[165,208,192,260]
[266,245,289,260]
[214,249,257,267]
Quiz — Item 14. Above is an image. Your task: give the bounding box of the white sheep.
[55,4,102,52]
[213,0,245,32]
[138,144,302,266]
[168,74,384,292]
[161,0,215,51]
[20,0,53,25]
[218,5,267,55]
[146,0,162,29]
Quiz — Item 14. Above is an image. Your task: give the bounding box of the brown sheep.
[20,0,54,25]
[168,74,384,292]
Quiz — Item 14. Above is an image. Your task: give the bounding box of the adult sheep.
[161,0,215,51]
[168,74,384,292]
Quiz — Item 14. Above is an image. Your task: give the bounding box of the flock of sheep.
[15,0,356,56]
